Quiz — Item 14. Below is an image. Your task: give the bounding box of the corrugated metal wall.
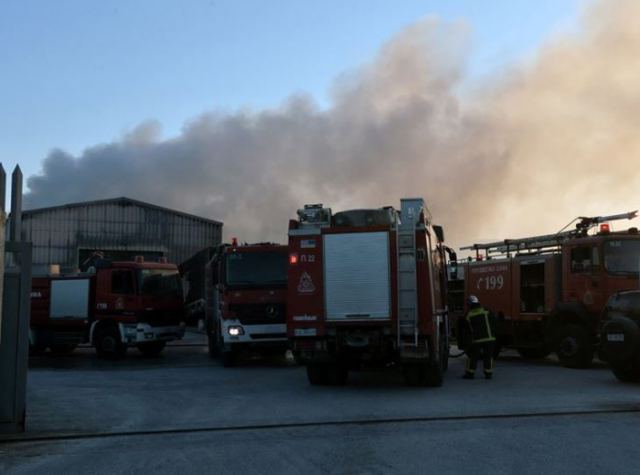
[22,199,222,271]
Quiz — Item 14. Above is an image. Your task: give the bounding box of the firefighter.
[463,295,497,380]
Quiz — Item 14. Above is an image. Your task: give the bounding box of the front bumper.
[120,322,186,345]
[220,319,287,350]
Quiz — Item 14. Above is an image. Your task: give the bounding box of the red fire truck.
[457,211,640,368]
[30,257,186,357]
[203,241,289,367]
[287,199,452,386]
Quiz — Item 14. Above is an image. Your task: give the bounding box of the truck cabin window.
[520,262,545,313]
[570,246,599,273]
[605,240,640,276]
[111,270,135,294]
[138,269,182,296]
[225,252,288,288]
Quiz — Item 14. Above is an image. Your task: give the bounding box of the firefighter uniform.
[464,305,497,379]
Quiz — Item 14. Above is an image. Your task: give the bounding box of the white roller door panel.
[324,232,391,320]
[50,279,90,320]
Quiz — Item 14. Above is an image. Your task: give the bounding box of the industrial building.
[21,197,222,273]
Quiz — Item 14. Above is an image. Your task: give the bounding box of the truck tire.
[50,344,78,355]
[441,331,449,372]
[221,350,237,368]
[403,363,429,387]
[326,364,348,385]
[307,363,347,385]
[425,361,444,387]
[137,341,166,356]
[426,331,447,386]
[94,324,127,359]
[307,364,329,385]
[611,363,640,383]
[517,347,551,360]
[555,324,593,368]
[29,342,48,356]
[601,317,640,364]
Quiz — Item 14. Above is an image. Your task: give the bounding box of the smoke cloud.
[25,0,640,248]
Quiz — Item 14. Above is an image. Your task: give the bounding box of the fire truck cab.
[457,211,640,368]
[287,198,451,386]
[204,242,289,367]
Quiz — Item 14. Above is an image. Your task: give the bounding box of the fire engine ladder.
[397,198,423,348]
[460,210,638,259]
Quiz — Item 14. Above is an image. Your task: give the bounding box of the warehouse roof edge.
[22,196,223,226]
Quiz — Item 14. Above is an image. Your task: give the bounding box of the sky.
[1,0,585,185]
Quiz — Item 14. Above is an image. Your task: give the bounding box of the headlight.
[228,326,244,336]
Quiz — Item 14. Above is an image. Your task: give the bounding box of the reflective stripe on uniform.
[465,358,475,374]
[473,336,494,343]
[466,307,495,343]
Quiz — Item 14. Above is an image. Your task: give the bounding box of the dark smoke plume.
[25,1,640,247]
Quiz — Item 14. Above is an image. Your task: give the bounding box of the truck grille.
[229,303,286,325]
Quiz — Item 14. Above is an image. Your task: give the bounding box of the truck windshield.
[225,251,287,288]
[604,240,640,276]
[138,269,182,296]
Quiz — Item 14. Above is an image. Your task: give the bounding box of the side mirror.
[433,225,445,243]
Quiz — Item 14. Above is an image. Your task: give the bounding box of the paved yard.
[2,337,639,474]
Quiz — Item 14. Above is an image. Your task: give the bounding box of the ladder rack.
[460,210,638,259]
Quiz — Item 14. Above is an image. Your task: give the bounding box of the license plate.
[607,333,625,342]
[294,328,317,337]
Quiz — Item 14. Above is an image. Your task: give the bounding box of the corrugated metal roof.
[23,196,222,225]
[21,197,223,270]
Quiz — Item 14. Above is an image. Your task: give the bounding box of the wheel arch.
[89,318,121,345]
[546,302,592,340]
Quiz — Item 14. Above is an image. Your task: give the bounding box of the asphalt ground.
[2,330,640,474]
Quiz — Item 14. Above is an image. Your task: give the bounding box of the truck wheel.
[517,347,551,359]
[307,364,329,385]
[306,364,347,385]
[442,351,449,372]
[441,332,449,373]
[95,324,126,359]
[426,361,444,387]
[555,324,593,368]
[137,341,166,357]
[221,350,237,368]
[326,364,348,385]
[601,317,640,364]
[611,363,640,383]
[29,343,48,356]
[50,344,77,355]
[403,363,429,387]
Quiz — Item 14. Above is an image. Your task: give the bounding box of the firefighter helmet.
[468,295,479,305]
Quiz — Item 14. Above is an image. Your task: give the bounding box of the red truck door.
[563,243,605,313]
[95,268,137,318]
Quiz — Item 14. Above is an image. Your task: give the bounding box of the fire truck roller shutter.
[50,279,91,320]
[324,232,391,320]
